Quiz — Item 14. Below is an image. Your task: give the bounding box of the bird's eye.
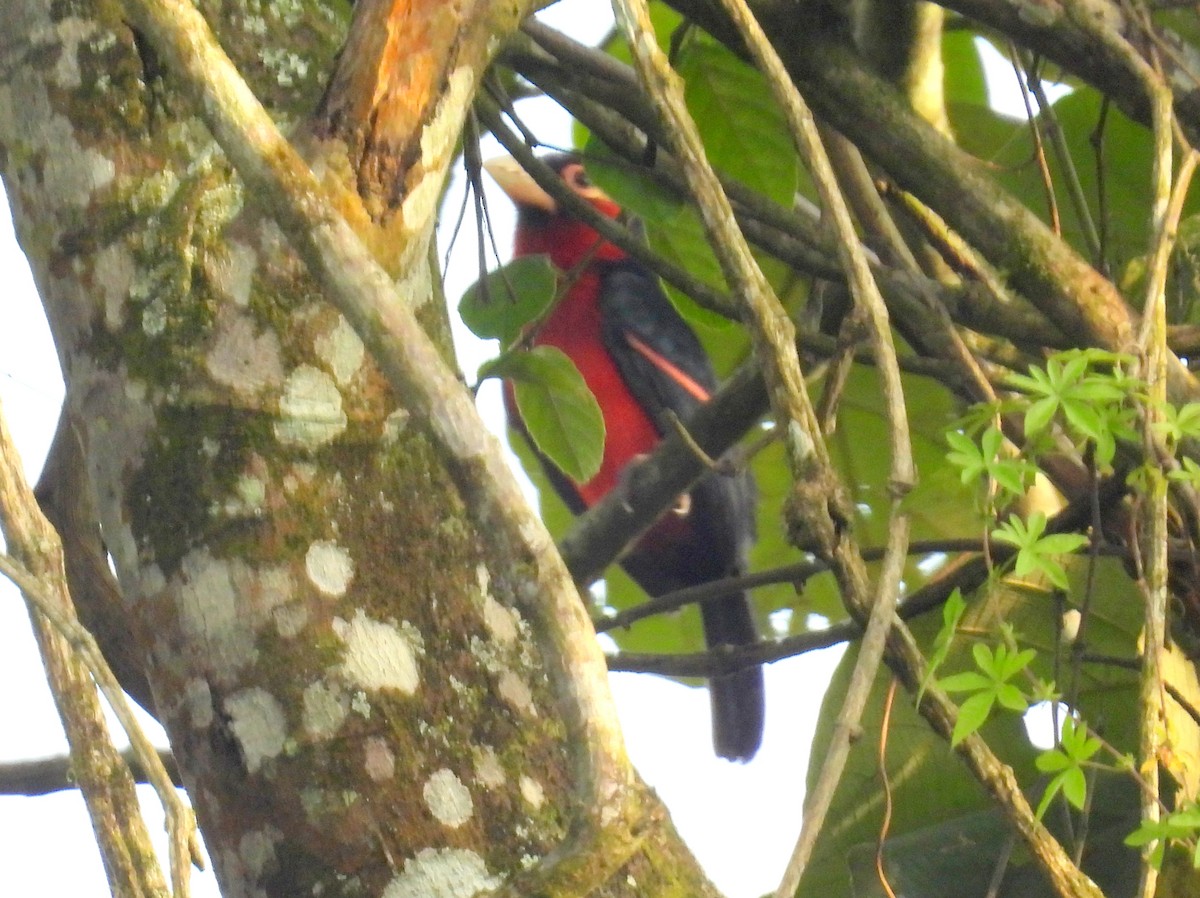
[564,165,592,190]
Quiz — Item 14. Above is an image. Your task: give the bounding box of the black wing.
[597,258,756,584]
[599,259,764,760]
[598,260,718,427]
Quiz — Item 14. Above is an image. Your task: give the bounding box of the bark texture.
[0,2,713,896]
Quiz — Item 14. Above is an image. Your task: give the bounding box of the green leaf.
[939,671,992,693]
[1035,774,1062,820]
[920,588,966,702]
[996,683,1029,713]
[945,429,984,483]
[800,555,1143,897]
[952,691,995,746]
[458,256,558,346]
[1170,456,1200,486]
[1156,401,1200,446]
[1061,766,1088,809]
[1036,749,1072,773]
[993,512,1085,589]
[971,640,994,672]
[941,29,988,108]
[1037,533,1089,555]
[1123,802,1200,871]
[487,347,605,483]
[677,37,799,206]
[1062,398,1104,441]
[1024,395,1059,436]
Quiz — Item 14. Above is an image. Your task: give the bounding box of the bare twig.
[688,1,918,889]
[0,748,181,797]
[604,5,1108,892]
[0,400,195,898]
[1020,52,1104,262]
[610,0,824,486]
[477,94,742,319]
[1007,50,1058,235]
[597,538,986,635]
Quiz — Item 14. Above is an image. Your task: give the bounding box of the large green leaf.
[583,150,732,328]
[458,255,557,347]
[840,773,1141,898]
[484,346,604,483]
[951,78,1198,273]
[941,28,988,109]
[676,35,799,207]
[769,365,981,629]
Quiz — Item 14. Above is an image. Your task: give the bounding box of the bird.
[484,153,765,761]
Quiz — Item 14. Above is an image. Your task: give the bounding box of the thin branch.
[475,95,740,318]
[778,514,910,898]
[0,551,202,888]
[668,0,1199,401]
[557,335,970,592]
[613,0,834,487]
[1132,84,1196,898]
[941,0,1200,145]
[698,2,915,890]
[0,748,181,797]
[502,26,1076,357]
[1021,52,1104,262]
[1008,47,1063,238]
[597,538,985,634]
[0,401,194,897]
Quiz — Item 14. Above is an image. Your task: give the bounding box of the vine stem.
[1135,93,1197,898]
[693,0,919,890]
[608,2,1108,896]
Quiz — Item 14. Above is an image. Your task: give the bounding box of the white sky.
[0,2,845,896]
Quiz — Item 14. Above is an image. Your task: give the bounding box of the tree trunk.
[0,1,715,895]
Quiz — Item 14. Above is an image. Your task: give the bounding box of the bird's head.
[484,154,627,272]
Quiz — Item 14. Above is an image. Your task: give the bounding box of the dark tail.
[700,591,765,762]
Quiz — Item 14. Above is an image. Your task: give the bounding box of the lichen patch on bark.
[314,313,366,385]
[205,240,257,306]
[301,679,349,738]
[305,539,354,597]
[472,745,504,789]
[363,736,396,781]
[224,686,288,773]
[422,768,474,828]
[177,549,259,675]
[518,775,544,810]
[333,609,422,694]
[382,847,502,898]
[496,668,536,717]
[206,309,285,396]
[275,364,347,447]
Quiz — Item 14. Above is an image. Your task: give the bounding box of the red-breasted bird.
[485,154,765,761]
